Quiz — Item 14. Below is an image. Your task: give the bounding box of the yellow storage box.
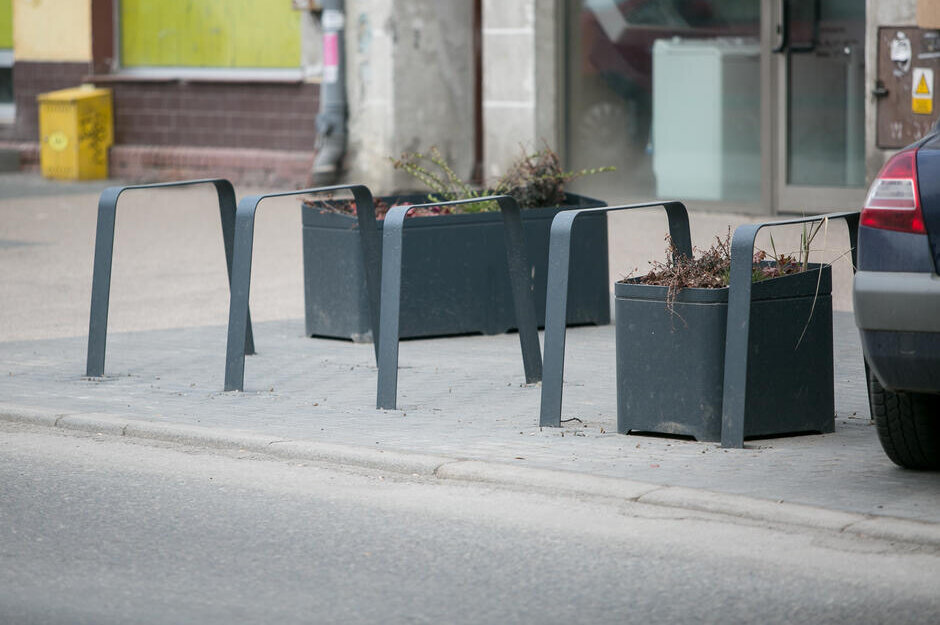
[38,85,114,180]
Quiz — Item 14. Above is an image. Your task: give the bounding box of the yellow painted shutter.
[120,0,300,68]
[0,0,13,49]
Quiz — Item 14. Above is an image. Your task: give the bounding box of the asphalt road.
[1,422,938,625]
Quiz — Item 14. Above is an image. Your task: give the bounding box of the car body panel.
[854,271,940,334]
[856,228,934,272]
[913,134,940,271]
[860,330,940,394]
[854,133,940,396]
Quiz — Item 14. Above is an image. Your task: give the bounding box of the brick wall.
[2,62,319,150]
[0,61,92,142]
[110,80,319,151]
[109,145,314,187]
[1,62,321,185]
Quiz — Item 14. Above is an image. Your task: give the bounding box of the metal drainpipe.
[312,0,347,185]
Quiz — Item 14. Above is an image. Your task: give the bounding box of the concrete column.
[482,0,561,180]
[345,0,473,192]
[482,0,536,179]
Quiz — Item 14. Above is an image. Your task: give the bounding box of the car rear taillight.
[861,148,927,234]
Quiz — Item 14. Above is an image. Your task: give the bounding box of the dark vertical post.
[375,206,409,409]
[720,224,761,449]
[539,213,575,426]
[471,0,484,184]
[85,187,121,377]
[223,196,261,392]
[496,196,542,383]
[215,180,254,356]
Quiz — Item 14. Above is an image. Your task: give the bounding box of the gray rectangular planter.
[301,193,609,341]
[615,266,834,442]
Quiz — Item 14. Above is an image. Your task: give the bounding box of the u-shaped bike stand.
[223,184,381,392]
[86,179,255,378]
[375,195,543,410]
[539,202,860,449]
[720,211,859,448]
[539,201,692,428]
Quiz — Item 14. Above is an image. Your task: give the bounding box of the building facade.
[0,0,322,184]
[0,0,935,215]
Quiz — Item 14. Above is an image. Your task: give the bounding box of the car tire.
[869,371,940,470]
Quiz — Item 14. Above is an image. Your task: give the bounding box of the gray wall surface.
[345,0,474,193]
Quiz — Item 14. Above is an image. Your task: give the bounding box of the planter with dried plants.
[300,145,615,342]
[614,222,837,442]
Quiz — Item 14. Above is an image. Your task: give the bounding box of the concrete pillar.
[482,0,561,181]
[344,0,473,192]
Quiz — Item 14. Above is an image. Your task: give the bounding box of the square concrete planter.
[615,265,834,442]
[301,193,609,341]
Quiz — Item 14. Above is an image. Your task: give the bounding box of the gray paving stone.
[1,312,938,524]
[1,172,937,530]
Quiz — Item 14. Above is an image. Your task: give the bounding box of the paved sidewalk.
[1,173,938,541]
[2,312,939,527]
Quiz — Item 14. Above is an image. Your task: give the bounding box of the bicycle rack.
[375,195,542,410]
[86,179,255,378]
[539,201,692,428]
[223,184,381,392]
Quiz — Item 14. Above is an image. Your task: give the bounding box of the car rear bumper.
[854,271,940,393]
[854,271,940,333]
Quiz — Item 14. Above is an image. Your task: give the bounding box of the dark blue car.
[854,134,940,469]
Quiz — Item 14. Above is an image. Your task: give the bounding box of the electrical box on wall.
[877,27,940,148]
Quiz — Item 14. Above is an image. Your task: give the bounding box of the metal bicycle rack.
[720,211,859,448]
[86,179,255,378]
[375,195,543,410]
[223,184,381,393]
[539,201,692,428]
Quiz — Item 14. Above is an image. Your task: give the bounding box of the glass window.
[785,0,865,188]
[120,0,301,69]
[565,0,760,204]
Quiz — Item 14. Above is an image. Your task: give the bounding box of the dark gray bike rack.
[539,201,692,428]
[376,195,542,410]
[224,185,381,392]
[721,211,859,448]
[86,179,255,378]
[539,202,860,449]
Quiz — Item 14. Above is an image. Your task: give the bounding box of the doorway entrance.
[769,0,867,212]
[564,0,867,214]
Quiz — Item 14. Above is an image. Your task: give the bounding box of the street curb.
[3,406,939,549]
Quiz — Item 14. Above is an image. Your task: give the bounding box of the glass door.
[564,0,763,211]
[770,0,866,213]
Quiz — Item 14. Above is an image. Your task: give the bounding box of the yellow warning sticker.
[913,98,933,115]
[912,67,934,115]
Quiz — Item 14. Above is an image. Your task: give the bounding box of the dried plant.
[627,228,821,320]
[391,143,614,212]
[390,146,495,213]
[492,145,614,208]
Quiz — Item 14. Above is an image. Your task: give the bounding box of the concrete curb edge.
[2,405,938,549]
